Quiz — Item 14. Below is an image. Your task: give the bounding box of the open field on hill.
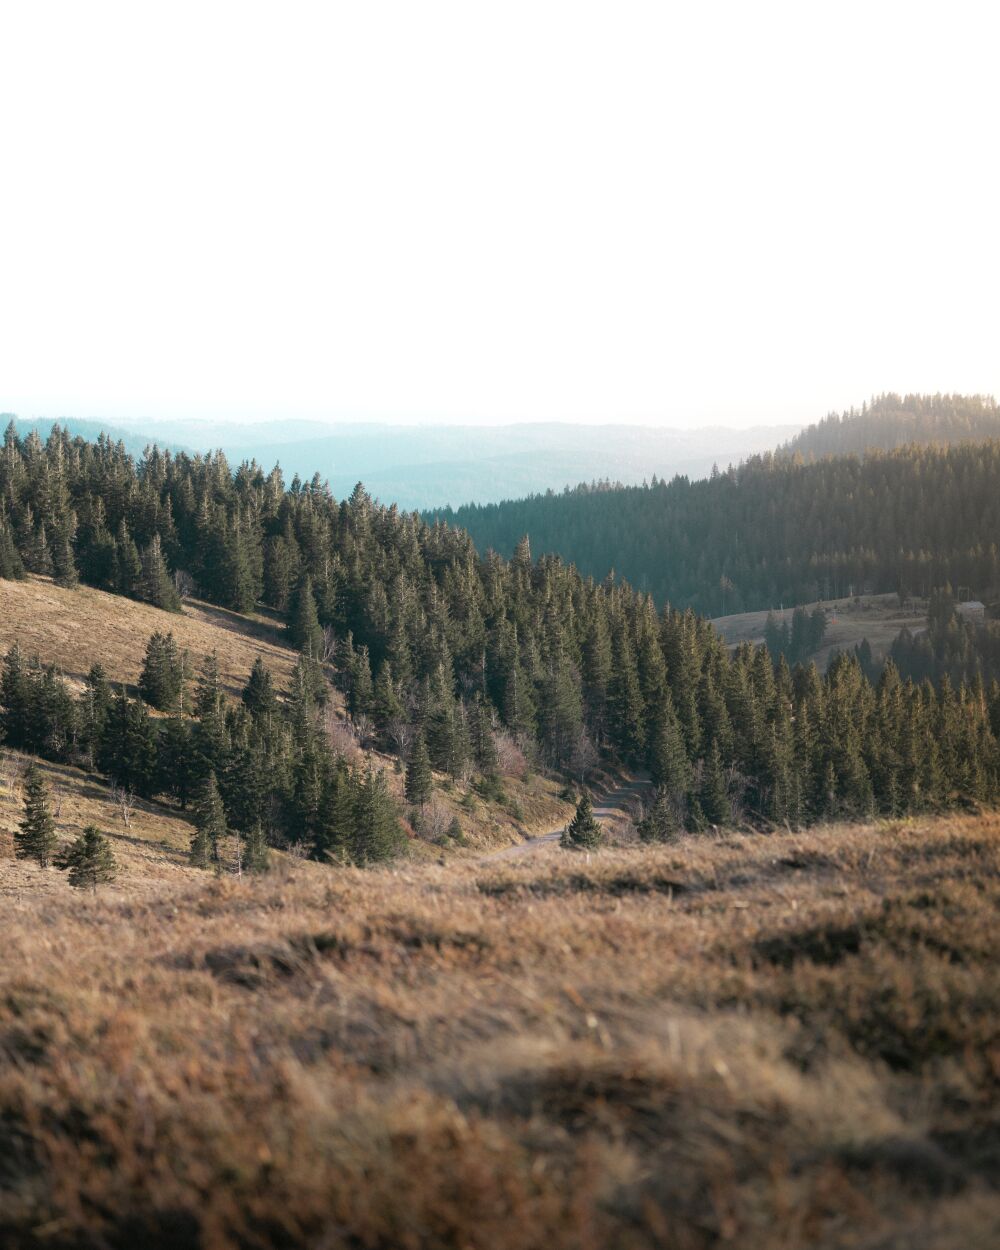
[0,575,300,700]
[713,591,927,670]
[2,811,998,1249]
[0,753,195,899]
[0,575,573,854]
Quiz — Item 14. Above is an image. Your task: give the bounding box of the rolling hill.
[431,437,1000,615]
[92,416,801,508]
[782,392,1000,459]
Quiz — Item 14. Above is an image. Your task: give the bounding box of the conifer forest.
[2,420,999,856]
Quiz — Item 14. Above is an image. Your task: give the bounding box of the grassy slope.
[1,814,998,1247]
[713,591,927,670]
[0,575,572,859]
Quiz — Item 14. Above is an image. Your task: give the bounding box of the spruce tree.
[241,824,270,874]
[138,631,184,710]
[699,740,732,827]
[190,771,227,869]
[405,731,433,809]
[637,787,679,843]
[650,705,691,795]
[15,763,58,867]
[139,534,181,611]
[242,657,278,724]
[560,791,603,850]
[56,825,118,890]
[289,574,324,657]
[352,765,406,864]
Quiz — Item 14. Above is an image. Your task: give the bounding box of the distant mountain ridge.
[101,417,802,509]
[1,415,189,460]
[781,392,1000,459]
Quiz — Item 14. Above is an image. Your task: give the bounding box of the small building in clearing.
[956,600,986,622]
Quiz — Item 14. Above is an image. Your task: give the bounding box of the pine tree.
[241,824,270,874]
[114,520,142,597]
[405,731,433,809]
[0,515,25,580]
[190,771,227,869]
[637,787,679,843]
[699,740,732,827]
[289,574,324,657]
[242,657,278,723]
[650,704,691,795]
[139,534,181,611]
[560,791,603,850]
[52,528,78,588]
[352,765,406,864]
[138,631,184,710]
[56,825,118,890]
[15,763,58,867]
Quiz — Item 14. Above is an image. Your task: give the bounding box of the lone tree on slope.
[56,825,118,891]
[15,763,58,867]
[561,791,603,851]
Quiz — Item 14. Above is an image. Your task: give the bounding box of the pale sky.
[1,1,998,429]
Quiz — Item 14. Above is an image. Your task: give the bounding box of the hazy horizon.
[2,2,998,432]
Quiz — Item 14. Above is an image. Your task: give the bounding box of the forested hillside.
[782,392,1000,459]
[0,422,997,842]
[430,441,1000,615]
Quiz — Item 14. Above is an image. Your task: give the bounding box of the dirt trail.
[485,775,652,860]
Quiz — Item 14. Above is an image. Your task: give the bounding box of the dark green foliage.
[98,689,157,798]
[431,426,1000,614]
[0,515,25,580]
[637,788,679,843]
[15,763,57,867]
[764,606,826,664]
[405,731,433,809]
[242,657,277,723]
[560,792,603,850]
[191,772,227,869]
[352,765,406,864]
[138,631,186,711]
[56,825,118,890]
[139,534,181,611]
[650,705,691,796]
[699,740,732,827]
[241,824,270,874]
[288,574,324,657]
[0,421,995,872]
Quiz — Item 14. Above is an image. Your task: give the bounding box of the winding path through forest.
[485,775,652,860]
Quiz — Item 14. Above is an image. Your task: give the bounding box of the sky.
[1,1,998,430]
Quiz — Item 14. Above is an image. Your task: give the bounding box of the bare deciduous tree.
[386,717,415,761]
[493,730,527,779]
[321,625,337,665]
[323,706,362,762]
[110,782,136,829]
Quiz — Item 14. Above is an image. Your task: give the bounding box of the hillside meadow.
[0,576,573,857]
[1,811,998,1248]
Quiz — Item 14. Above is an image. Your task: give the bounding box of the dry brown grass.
[0,576,572,851]
[0,575,299,699]
[713,591,927,669]
[0,753,196,898]
[1,810,998,1248]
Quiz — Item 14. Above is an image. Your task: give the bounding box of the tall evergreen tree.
[699,741,732,827]
[190,771,227,869]
[15,763,57,867]
[405,731,433,809]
